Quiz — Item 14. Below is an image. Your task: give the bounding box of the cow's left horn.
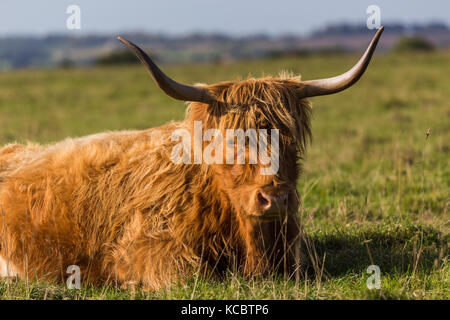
[298,26,384,98]
[117,36,215,104]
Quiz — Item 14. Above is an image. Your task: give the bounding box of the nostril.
[283,195,288,207]
[257,192,270,209]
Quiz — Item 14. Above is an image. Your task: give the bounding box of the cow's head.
[118,27,383,221]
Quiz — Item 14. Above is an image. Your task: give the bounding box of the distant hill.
[0,22,449,70]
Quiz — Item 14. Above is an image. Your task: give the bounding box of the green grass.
[0,50,449,299]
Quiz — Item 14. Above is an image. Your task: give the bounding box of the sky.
[0,0,448,36]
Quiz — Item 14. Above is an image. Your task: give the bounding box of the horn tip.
[117,36,128,44]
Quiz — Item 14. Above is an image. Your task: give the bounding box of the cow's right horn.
[118,36,215,104]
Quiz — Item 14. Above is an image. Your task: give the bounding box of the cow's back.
[0,122,191,282]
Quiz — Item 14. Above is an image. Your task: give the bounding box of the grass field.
[0,50,448,299]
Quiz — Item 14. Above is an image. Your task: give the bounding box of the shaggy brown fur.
[0,74,311,290]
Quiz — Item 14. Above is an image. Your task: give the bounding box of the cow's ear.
[117,36,216,104]
[298,26,384,98]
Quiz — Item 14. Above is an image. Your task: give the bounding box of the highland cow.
[0,28,383,290]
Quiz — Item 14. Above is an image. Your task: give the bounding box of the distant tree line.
[96,50,143,65]
[393,36,435,52]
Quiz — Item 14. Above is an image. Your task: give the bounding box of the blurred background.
[0,0,449,68]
